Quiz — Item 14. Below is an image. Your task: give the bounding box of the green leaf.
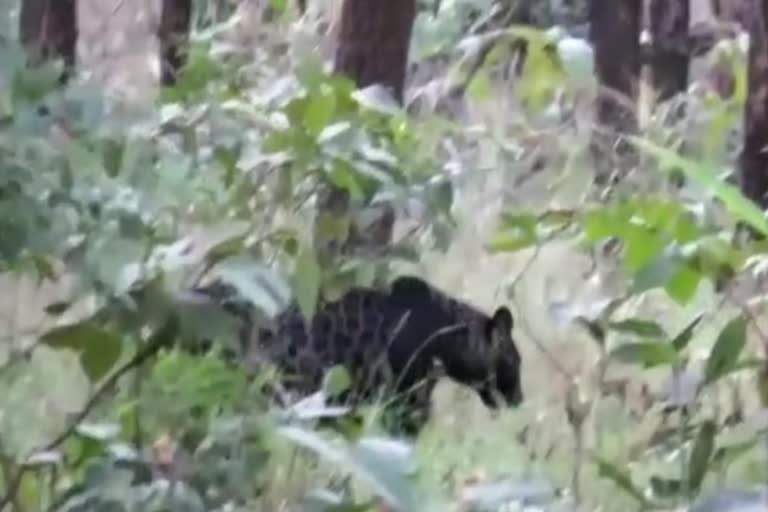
[624,226,665,273]
[582,210,622,242]
[672,314,704,352]
[608,342,679,368]
[296,54,328,92]
[304,87,337,136]
[79,330,123,382]
[487,213,538,253]
[486,232,538,252]
[293,243,321,321]
[703,315,748,387]
[41,320,124,382]
[665,264,701,305]
[213,257,292,318]
[592,455,652,506]
[516,35,562,112]
[278,427,416,511]
[323,365,352,398]
[270,0,287,15]
[688,420,716,494]
[607,319,666,338]
[326,161,365,195]
[630,136,768,237]
[498,213,538,233]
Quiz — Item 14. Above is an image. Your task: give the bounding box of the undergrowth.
[1,2,767,512]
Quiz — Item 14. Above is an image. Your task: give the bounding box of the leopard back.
[239,275,523,434]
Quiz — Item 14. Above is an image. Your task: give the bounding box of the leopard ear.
[389,275,432,303]
[485,306,513,340]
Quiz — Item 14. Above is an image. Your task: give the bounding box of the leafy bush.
[1,3,767,512]
[0,12,462,510]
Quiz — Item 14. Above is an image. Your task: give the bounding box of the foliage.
[483,41,767,510]
[0,9,465,510]
[1,2,766,512]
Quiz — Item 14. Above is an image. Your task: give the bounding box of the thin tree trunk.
[333,0,416,103]
[313,0,416,265]
[159,0,192,87]
[19,0,78,82]
[649,0,690,102]
[589,0,642,186]
[739,1,768,210]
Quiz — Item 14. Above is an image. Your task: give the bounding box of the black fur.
[198,275,523,435]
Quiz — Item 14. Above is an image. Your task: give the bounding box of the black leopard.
[197,275,523,435]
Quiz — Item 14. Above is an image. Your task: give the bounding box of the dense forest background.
[2,0,768,510]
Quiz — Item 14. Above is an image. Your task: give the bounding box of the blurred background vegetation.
[2,0,768,510]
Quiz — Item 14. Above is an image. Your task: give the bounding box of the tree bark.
[19,0,78,82]
[313,0,417,265]
[333,0,416,103]
[159,0,192,87]
[739,1,768,210]
[649,0,690,102]
[589,0,642,185]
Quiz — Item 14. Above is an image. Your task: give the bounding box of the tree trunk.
[159,0,192,86]
[649,0,690,102]
[333,0,416,103]
[588,0,641,185]
[19,0,78,82]
[739,1,768,210]
[313,0,416,265]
